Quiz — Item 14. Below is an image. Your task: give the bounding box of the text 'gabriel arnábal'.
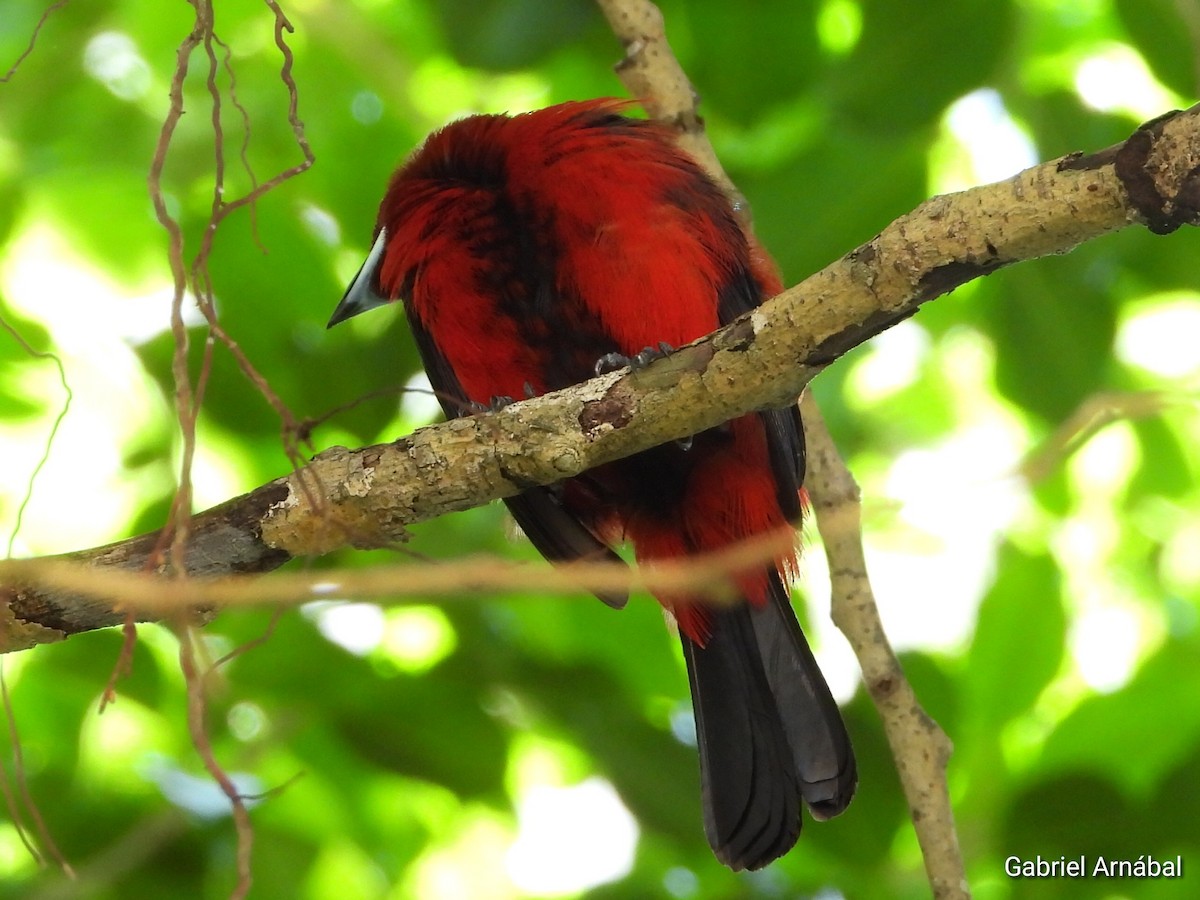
[1005,855,1183,879]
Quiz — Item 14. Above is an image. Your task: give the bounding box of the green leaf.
[965,544,1066,729]
[683,0,822,123]
[983,259,1119,422]
[1115,0,1196,99]
[1037,636,1200,796]
[831,0,1016,132]
[432,0,599,70]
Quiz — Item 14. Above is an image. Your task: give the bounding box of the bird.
[328,98,856,870]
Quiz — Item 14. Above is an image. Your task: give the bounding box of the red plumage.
[330,99,856,870]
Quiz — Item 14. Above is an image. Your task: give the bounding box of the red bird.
[329,99,856,870]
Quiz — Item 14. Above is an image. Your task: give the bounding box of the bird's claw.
[468,395,515,414]
[593,342,675,377]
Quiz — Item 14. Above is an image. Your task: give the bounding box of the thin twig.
[0,665,42,867]
[0,0,71,84]
[2,528,794,615]
[1,665,75,878]
[175,624,254,900]
[0,315,73,557]
[802,395,966,899]
[142,3,320,890]
[1019,390,1180,484]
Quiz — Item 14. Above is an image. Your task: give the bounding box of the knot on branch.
[1112,109,1200,235]
[580,392,635,437]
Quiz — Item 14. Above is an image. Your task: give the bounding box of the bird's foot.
[467,381,538,414]
[594,344,692,449]
[593,341,675,377]
[468,395,513,414]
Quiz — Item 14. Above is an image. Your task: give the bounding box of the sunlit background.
[1,0,1198,898]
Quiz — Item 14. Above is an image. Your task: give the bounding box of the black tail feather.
[681,574,856,870]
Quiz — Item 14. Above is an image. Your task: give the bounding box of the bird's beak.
[328,227,391,328]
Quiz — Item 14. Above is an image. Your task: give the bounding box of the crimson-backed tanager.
[328,99,856,870]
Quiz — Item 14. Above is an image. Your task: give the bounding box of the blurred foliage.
[1,0,1199,898]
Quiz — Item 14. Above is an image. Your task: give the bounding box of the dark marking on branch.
[809,308,919,367]
[1116,128,1173,233]
[918,258,1008,301]
[580,393,635,437]
[496,462,540,492]
[1178,165,1200,221]
[1056,146,1120,172]
[1113,110,1191,235]
[848,241,878,266]
[712,317,755,352]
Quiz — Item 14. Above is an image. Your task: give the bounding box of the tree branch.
[2,102,1198,653]
[801,394,966,897]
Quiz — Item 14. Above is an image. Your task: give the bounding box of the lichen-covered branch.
[2,101,1198,653]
